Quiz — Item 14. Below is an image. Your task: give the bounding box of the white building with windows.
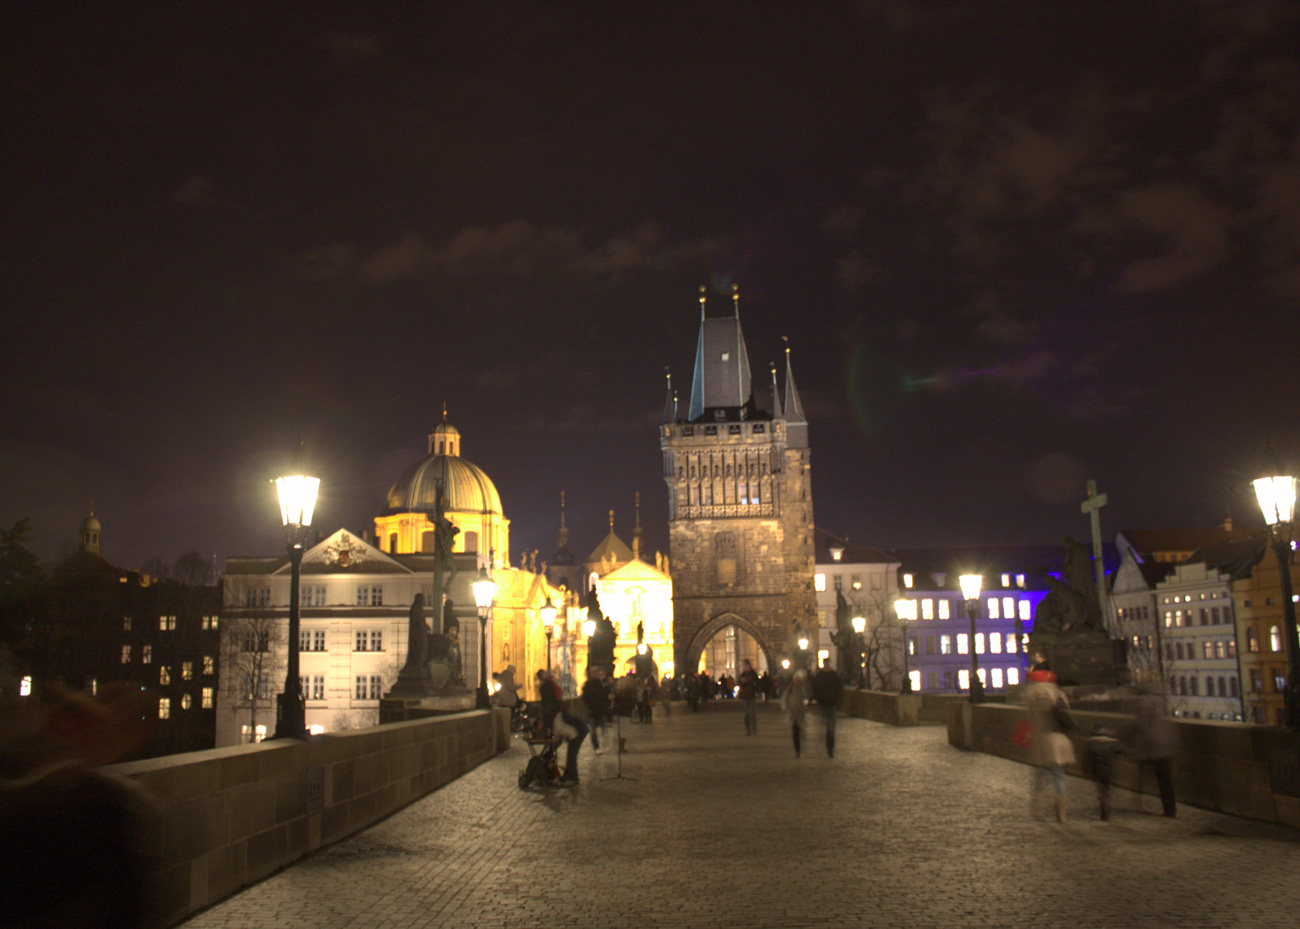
[1155,542,1260,722]
[813,530,900,681]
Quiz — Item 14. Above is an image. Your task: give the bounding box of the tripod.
[600,712,637,782]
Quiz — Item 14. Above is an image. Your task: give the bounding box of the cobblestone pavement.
[181,702,1300,929]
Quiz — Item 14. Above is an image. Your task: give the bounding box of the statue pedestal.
[1028,630,1124,687]
[379,690,476,724]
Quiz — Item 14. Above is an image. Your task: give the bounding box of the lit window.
[921,599,934,620]
[160,666,170,685]
[815,574,826,592]
[833,575,843,591]
[1164,612,1172,628]
[371,630,383,651]
[203,655,214,674]
[1247,628,1259,652]
[938,599,950,620]
[1016,574,1025,588]
[989,634,1002,654]
[202,687,214,709]
[181,661,191,680]
[940,635,952,655]
[1269,626,1283,651]
[310,675,325,700]
[975,633,985,654]
[817,649,830,668]
[123,616,132,631]
[1001,573,1011,587]
[1018,600,1031,621]
[181,693,192,710]
[160,615,176,631]
[987,598,999,620]
[142,645,152,664]
[991,668,1003,688]
[313,630,326,651]
[355,675,367,699]
[356,630,368,652]
[1006,667,1020,686]
[903,573,913,589]
[300,630,312,651]
[908,669,921,691]
[1002,597,1014,620]
[158,698,170,719]
[90,677,96,696]
[202,615,219,630]
[958,669,970,690]
[20,675,32,696]
[977,668,986,685]
[369,675,383,699]
[957,634,969,655]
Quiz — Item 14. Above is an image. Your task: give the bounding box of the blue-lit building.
[891,548,1064,694]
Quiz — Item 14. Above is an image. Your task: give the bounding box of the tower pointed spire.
[663,367,676,423]
[688,285,754,422]
[782,337,809,448]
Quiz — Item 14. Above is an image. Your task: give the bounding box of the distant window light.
[19,676,31,697]
[158,698,170,720]
[814,573,826,592]
[123,616,132,632]
[1003,597,1015,619]
[958,669,970,690]
[908,670,921,691]
[940,634,952,655]
[989,634,1002,655]
[1016,574,1025,588]
[1269,625,1283,651]
[957,633,969,655]
[938,599,950,620]
[903,573,913,589]
[202,686,214,709]
[181,693,192,710]
[921,599,934,620]
[974,633,985,655]
[817,649,830,668]
[987,598,1000,620]
[720,352,730,361]
[991,668,1004,689]
[159,666,170,686]
[1018,600,1031,621]
[1006,667,1020,686]
[202,615,219,630]
[1001,573,1011,587]
[203,655,214,674]
[309,724,325,735]
[182,661,193,680]
[160,615,176,631]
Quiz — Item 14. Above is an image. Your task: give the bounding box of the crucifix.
[1080,480,1109,630]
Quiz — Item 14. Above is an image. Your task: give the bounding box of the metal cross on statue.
[1080,480,1109,631]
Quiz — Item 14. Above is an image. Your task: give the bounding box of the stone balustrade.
[946,701,1300,828]
[104,708,509,928]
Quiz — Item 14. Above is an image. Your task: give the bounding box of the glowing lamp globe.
[582,618,596,638]
[1254,475,1297,527]
[851,615,866,635]
[472,567,496,611]
[959,573,983,602]
[540,597,557,631]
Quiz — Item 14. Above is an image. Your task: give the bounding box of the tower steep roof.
[687,287,754,422]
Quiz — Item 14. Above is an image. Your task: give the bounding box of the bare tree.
[846,587,903,691]
[220,583,284,743]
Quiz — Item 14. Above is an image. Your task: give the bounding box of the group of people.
[685,666,775,711]
[1021,653,1179,823]
[768,661,844,757]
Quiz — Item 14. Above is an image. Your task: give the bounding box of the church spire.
[633,492,643,562]
[557,490,569,553]
[663,367,677,423]
[782,338,809,448]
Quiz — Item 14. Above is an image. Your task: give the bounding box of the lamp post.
[851,614,866,689]
[472,566,496,709]
[272,444,319,741]
[959,573,984,704]
[797,634,810,672]
[1254,474,1300,729]
[540,596,557,674]
[893,598,914,693]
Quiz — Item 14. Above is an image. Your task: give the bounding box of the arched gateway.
[661,287,818,676]
[684,612,774,675]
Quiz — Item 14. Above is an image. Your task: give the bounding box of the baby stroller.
[517,709,564,790]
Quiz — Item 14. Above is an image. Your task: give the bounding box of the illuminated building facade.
[813,530,901,680]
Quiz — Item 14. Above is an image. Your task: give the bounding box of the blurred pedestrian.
[811,664,844,757]
[738,659,759,735]
[783,669,810,758]
[1084,724,1121,820]
[1025,668,1076,822]
[581,667,609,755]
[538,669,587,785]
[1125,680,1178,817]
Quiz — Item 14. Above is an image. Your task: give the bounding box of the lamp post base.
[969,679,985,704]
[273,691,307,740]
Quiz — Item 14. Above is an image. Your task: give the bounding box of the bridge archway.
[682,612,774,677]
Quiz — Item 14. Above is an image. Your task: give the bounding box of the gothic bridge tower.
[660,286,816,673]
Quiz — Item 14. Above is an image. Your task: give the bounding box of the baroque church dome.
[383,418,502,516]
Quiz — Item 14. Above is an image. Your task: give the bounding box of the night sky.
[4,2,1299,573]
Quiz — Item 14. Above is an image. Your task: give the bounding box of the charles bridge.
[108,698,1300,929]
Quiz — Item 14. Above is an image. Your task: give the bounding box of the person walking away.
[538,669,588,785]
[1125,680,1178,817]
[1085,724,1121,820]
[1024,668,1076,822]
[811,664,844,757]
[783,669,810,758]
[581,667,609,755]
[738,660,760,735]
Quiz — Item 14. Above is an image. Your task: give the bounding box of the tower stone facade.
[661,288,816,670]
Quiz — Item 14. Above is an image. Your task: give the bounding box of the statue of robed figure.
[390,481,460,697]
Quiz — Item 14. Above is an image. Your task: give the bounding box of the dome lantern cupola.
[79,510,101,554]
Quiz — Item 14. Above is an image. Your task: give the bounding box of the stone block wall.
[105,708,508,928]
[841,689,924,726]
[946,702,1300,829]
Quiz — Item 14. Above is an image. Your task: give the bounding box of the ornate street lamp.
[959,573,985,704]
[272,443,319,740]
[540,596,557,673]
[472,566,497,709]
[892,598,914,693]
[851,614,866,689]
[1254,473,1300,728]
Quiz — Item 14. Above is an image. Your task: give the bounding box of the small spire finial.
[732,283,739,317]
[560,490,566,528]
[609,508,615,529]
[782,334,790,357]
[698,285,706,320]
[441,402,448,424]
